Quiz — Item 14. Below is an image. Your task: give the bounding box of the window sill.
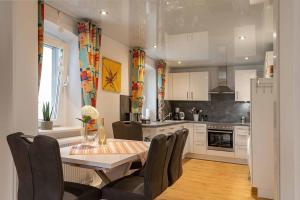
[38,126,81,139]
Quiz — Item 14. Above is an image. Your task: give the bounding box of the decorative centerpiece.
[77,105,99,143]
[40,102,53,130]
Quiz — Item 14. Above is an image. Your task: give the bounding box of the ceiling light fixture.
[178,61,182,64]
[100,10,108,15]
[245,57,249,60]
[153,44,157,48]
[238,35,246,40]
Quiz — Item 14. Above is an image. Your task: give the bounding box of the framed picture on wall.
[102,57,122,93]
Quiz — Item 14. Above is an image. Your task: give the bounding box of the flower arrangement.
[77,105,99,124]
[77,105,99,142]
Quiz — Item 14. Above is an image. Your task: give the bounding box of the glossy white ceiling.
[46,0,274,67]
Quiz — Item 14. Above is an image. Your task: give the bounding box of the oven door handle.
[208,130,233,134]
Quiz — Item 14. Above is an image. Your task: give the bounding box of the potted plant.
[40,102,53,130]
[190,107,201,121]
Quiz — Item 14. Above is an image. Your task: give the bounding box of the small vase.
[81,124,88,143]
[193,114,199,122]
[98,118,106,145]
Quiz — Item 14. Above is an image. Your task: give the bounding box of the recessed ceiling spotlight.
[244,57,249,60]
[178,61,182,64]
[100,10,108,15]
[166,1,170,5]
[238,35,246,40]
[153,44,157,48]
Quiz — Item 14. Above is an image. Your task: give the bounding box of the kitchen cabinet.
[172,73,189,100]
[193,124,207,154]
[142,123,193,157]
[169,72,209,101]
[189,72,209,101]
[235,70,257,101]
[234,126,249,159]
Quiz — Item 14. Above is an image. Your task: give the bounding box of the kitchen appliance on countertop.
[207,123,234,152]
[179,112,185,120]
[173,107,180,120]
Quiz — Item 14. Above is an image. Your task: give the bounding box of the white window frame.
[40,34,69,127]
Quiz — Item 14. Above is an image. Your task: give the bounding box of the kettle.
[179,112,185,120]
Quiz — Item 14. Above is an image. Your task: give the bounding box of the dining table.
[60,138,150,185]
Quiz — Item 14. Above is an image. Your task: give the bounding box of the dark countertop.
[141,120,250,128]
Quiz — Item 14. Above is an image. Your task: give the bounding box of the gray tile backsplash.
[165,94,250,123]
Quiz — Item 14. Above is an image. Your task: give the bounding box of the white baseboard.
[185,153,248,165]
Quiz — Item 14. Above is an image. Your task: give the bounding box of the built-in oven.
[207,124,234,152]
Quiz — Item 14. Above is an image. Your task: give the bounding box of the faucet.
[161,113,172,122]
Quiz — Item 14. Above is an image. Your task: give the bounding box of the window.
[38,35,69,125]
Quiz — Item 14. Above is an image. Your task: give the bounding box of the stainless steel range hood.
[209,66,235,94]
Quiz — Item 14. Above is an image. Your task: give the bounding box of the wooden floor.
[156,159,260,200]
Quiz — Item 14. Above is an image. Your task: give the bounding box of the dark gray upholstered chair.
[112,121,144,169]
[112,121,143,141]
[102,134,175,200]
[7,132,101,200]
[168,128,189,186]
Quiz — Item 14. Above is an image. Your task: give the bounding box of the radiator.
[59,137,99,185]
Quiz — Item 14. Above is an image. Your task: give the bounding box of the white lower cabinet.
[193,124,207,154]
[234,126,249,159]
[143,123,249,163]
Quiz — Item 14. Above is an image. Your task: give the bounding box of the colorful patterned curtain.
[78,21,101,130]
[38,0,44,89]
[157,60,167,120]
[130,48,145,113]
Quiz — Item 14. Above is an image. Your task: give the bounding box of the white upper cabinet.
[235,70,257,101]
[172,72,189,100]
[189,72,209,101]
[168,72,209,101]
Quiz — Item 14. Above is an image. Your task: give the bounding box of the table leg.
[95,169,111,185]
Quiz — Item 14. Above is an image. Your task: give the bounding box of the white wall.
[0,3,14,200]
[278,0,300,199]
[97,35,130,138]
[0,1,38,200]
[143,65,157,121]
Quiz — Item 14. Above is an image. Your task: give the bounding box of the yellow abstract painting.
[102,57,121,93]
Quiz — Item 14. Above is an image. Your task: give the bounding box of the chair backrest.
[29,135,64,200]
[143,134,168,199]
[162,134,176,191]
[7,132,34,200]
[168,128,189,186]
[112,121,143,141]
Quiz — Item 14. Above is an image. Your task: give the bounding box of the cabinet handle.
[191,92,194,100]
[187,92,189,99]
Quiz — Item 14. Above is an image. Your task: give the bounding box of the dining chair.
[112,121,143,141]
[101,134,173,200]
[168,128,189,186]
[112,121,144,169]
[136,133,176,190]
[7,132,101,200]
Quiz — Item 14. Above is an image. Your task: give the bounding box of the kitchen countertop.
[141,120,250,128]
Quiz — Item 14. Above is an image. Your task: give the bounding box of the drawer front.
[194,133,206,142]
[194,124,207,131]
[235,145,248,159]
[193,142,206,154]
[235,126,249,134]
[235,134,248,146]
